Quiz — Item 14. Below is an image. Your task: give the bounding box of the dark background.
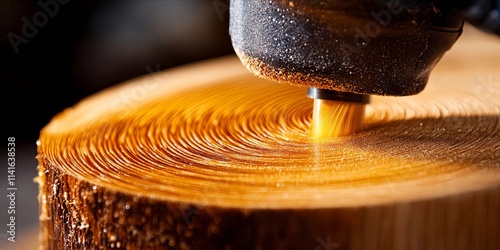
[0,0,234,246]
[2,0,234,143]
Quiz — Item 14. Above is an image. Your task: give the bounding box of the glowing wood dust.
[311,99,366,138]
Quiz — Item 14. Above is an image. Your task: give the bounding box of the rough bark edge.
[37,152,500,250]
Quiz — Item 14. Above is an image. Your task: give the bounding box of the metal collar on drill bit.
[307,87,370,104]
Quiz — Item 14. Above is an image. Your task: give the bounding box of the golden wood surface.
[36,24,500,249]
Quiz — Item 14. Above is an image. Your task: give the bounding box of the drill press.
[229,0,499,137]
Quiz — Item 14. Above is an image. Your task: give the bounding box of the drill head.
[229,0,464,96]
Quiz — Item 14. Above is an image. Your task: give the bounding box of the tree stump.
[36,25,500,249]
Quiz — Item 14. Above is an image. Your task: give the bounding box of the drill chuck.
[229,0,464,96]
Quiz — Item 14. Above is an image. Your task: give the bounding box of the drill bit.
[308,87,370,138]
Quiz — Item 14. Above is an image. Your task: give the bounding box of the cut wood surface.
[36,24,500,249]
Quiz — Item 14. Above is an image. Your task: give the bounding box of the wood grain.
[36,24,500,249]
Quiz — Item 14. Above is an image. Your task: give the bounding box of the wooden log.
[36,24,500,249]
